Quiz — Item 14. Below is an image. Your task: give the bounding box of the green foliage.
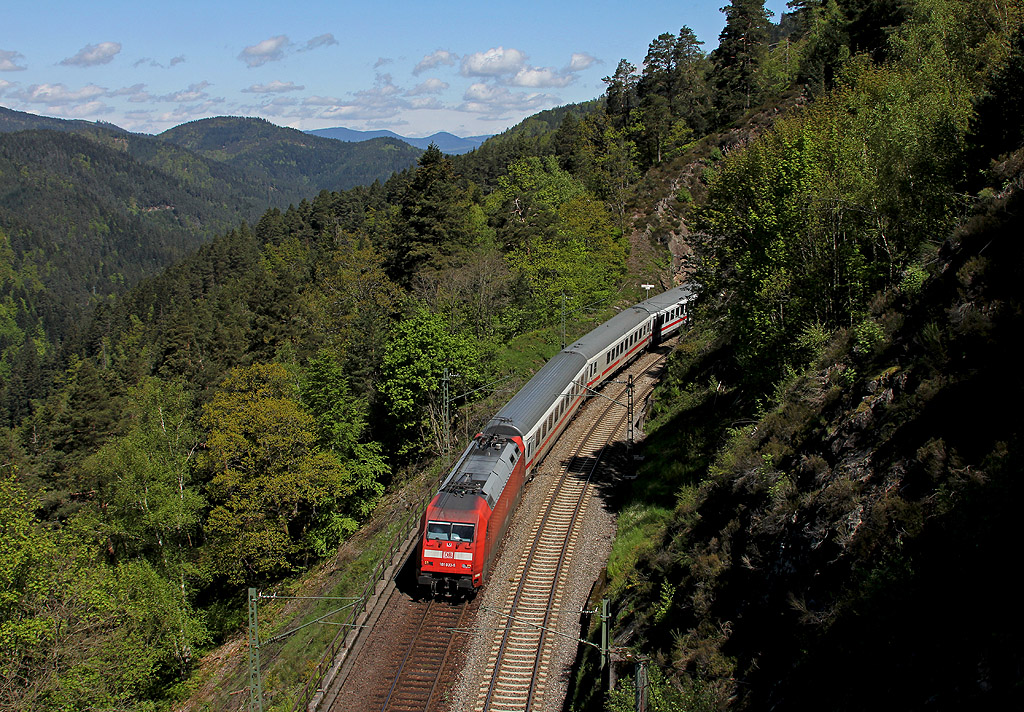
[300,351,387,553]
[79,378,203,566]
[1,476,210,710]
[608,664,717,712]
[200,363,356,583]
[389,144,479,283]
[487,156,626,324]
[0,475,57,687]
[378,306,484,455]
[635,27,714,165]
[606,503,674,585]
[711,0,775,121]
[695,54,974,384]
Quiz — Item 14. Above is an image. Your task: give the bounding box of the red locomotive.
[418,433,526,593]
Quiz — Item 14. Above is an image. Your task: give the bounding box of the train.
[417,284,698,594]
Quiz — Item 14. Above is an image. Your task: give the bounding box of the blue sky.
[1,0,789,137]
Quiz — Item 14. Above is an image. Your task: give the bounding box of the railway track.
[473,346,670,712]
[376,598,472,712]
[324,587,475,712]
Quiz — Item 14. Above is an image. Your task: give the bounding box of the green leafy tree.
[1,478,209,709]
[200,363,352,582]
[378,307,484,456]
[603,59,640,128]
[485,157,625,323]
[696,55,973,385]
[390,144,476,284]
[300,351,387,554]
[79,378,203,567]
[636,28,712,163]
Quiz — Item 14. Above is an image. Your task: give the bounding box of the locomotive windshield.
[426,521,475,543]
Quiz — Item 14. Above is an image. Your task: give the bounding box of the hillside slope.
[584,160,1024,711]
[0,129,272,345]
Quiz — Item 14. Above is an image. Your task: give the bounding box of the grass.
[605,502,673,586]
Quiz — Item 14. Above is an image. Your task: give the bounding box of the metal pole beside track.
[248,588,264,712]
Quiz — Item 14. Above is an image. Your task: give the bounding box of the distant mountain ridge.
[306,126,491,155]
[158,116,424,196]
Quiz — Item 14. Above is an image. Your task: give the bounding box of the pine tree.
[390,144,473,284]
[712,0,774,122]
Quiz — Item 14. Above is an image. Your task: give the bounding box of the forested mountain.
[2,0,1023,709]
[0,108,427,429]
[454,99,603,187]
[158,116,423,196]
[0,128,281,417]
[307,125,490,154]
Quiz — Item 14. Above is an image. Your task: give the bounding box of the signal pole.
[248,588,264,712]
[441,367,451,454]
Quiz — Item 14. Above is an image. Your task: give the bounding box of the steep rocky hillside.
[587,157,1024,711]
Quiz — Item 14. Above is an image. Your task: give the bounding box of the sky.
[1,0,790,138]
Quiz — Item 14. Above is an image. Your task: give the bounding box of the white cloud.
[408,77,448,95]
[134,55,187,69]
[459,82,556,117]
[109,83,152,102]
[12,83,107,104]
[286,75,410,123]
[568,53,598,72]
[374,57,392,69]
[242,80,305,94]
[461,47,527,77]
[410,97,443,110]
[510,67,575,88]
[62,100,108,117]
[303,95,341,107]
[303,34,338,51]
[120,110,158,131]
[238,35,290,67]
[414,49,458,75]
[318,104,402,121]
[1,49,27,72]
[239,33,334,67]
[0,79,13,94]
[60,42,122,67]
[158,81,213,103]
[156,98,229,125]
[354,73,402,100]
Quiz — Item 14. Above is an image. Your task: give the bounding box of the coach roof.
[485,351,587,438]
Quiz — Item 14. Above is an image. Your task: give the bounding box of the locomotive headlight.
[462,564,471,569]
